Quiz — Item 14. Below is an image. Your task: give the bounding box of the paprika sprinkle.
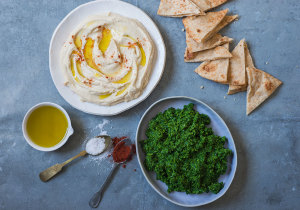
[112,136,127,147]
[131,144,136,154]
[112,140,132,163]
[109,137,136,169]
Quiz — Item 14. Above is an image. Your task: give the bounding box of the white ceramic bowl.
[136,96,237,207]
[49,0,166,116]
[22,102,74,152]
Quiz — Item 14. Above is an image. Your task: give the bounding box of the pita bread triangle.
[184,44,232,62]
[194,43,229,83]
[157,0,205,17]
[228,39,246,86]
[228,42,254,94]
[183,9,228,43]
[245,42,255,69]
[205,15,238,40]
[190,0,228,11]
[228,83,247,95]
[186,33,233,53]
[246,67,282,115]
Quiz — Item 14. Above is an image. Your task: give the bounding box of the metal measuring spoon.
[89,138,132,208]
[39,135,111,182]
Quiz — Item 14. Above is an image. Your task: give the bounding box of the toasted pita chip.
[228,85,247,94]
[186,33,233,53]
[194,58,229,83]
[246,67,282,115]
[205,15,238,42]
[228,42,255,94]
[184,44,232,62]
[157,0,205,17]
[190,0,228,11]
[228,39,246,86]
[183,9,228,43]
[194,43,229,83]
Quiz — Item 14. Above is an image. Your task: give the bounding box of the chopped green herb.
[141,103,232,194]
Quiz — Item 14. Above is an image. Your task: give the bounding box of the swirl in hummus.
[61,13,154,105]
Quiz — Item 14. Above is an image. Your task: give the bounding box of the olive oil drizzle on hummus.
[99,27,112,54]
[62,13,154,105]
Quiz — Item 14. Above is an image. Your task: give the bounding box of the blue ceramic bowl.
[136,96,237,207]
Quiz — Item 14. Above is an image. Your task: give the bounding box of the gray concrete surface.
[0,0,299,209]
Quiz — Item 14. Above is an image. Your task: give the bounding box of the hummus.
[61,13,154,105]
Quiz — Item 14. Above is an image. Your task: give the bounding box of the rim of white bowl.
[135,96,237,207]
[22,102,74,152]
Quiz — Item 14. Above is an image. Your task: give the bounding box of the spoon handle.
[39,150,87,182]
[89,163,119,208]
[61,150,87,167]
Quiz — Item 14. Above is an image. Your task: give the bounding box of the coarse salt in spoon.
[86,137,107,156]
[39,135,111,182]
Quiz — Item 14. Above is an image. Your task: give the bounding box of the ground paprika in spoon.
[112,141,132,163]
[111,136,136,164]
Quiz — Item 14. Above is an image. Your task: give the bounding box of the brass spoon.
[89,138,132,208]
[39,135,111,182]
[39,150,87,182]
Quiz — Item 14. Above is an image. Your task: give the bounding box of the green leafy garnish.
[141,103,232,194]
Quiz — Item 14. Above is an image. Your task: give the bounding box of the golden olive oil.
[26,106,68,148]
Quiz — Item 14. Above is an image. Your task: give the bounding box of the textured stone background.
[0,0,299,209]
